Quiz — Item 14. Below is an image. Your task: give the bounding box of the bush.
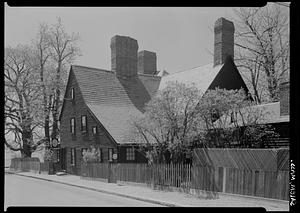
[82,146,101,163]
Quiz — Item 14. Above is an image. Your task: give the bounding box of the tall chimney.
[279,81,290,116]
[138,50,157,75]
[110,35,139,77]
[214,17,235,67]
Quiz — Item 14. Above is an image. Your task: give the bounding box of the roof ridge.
[168,62,217,75]
[72,65,113,74]
[138,73,161,78]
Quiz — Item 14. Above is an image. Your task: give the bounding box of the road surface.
[4,173,162,209]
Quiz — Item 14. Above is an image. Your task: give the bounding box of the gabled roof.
[215,101,290,129]
[159,63,223,94]
[71,65,161,144]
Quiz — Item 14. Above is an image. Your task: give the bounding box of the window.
[92,126,97,135]
[70,118,75,134]
[56,149,60,162]
[81,115,87,132]
[97,148,102,162]
[108,148,113,162]
[71,88,74,100]
[70,148,76,166]
[126,147,135,161]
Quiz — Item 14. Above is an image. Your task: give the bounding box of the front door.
[60,147,67,171]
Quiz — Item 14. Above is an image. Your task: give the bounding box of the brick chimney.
[279,81,290,116]
[110,35,139,77]
[214,17,235,67]
[138,50,157,75]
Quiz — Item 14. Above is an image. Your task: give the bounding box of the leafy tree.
[131,81,204,164]
[131,83,281,163]
[82,146,102,163]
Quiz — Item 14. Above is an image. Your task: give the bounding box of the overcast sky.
[5,4,240,74]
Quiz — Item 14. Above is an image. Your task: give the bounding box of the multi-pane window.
[70,148,76,166]
[81,115,87,132]
[108,148,113,162]
[71,88,74,100]
[126,147,135,161]
[92,126,97,135]
[70,118,75,134]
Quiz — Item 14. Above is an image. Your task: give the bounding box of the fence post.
[222,167,227,193]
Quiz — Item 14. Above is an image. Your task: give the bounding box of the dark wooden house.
[58,17,252,174]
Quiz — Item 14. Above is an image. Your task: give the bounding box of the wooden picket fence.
[80,162,289,200]
[81,162,109,181]
[10,158,40,173]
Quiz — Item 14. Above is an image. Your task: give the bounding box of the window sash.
[71,88,74,100]
[126,148,135,161]
[92,126,97,135]
[81,115,87,131]
[70,118,75,134]
[70,148,76,165]
[108,148,113,162]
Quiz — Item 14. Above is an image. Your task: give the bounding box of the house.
[58,17,251,174]
[214,81,290,147]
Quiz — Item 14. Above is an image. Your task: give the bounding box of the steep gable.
[69,65,160,144]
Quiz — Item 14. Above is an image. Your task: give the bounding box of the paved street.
[4,173,162,209]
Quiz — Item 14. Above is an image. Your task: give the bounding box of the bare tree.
[47,17,81,142]
[5,45,45,157]
[32,23,53,147]
[233,3,289,103]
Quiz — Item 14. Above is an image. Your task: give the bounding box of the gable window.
[81,115,87,132]
[71,88,74,100]
[126,147,135,161]
[92,126,97,135]
[70,148,76,166]
[108,148,113,162]
[70,118,76,135]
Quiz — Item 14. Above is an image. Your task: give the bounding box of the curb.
[5,171,180,207]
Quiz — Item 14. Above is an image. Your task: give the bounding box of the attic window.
[70,118,75,134]
[92,126,97,135]
[81,115,87,132]
[71,88,74,100]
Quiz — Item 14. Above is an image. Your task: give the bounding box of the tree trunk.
[21,126,33,158]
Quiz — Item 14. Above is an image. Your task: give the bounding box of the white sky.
[4,4,240,74]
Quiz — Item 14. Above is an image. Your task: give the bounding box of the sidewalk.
[5,170,289,210]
